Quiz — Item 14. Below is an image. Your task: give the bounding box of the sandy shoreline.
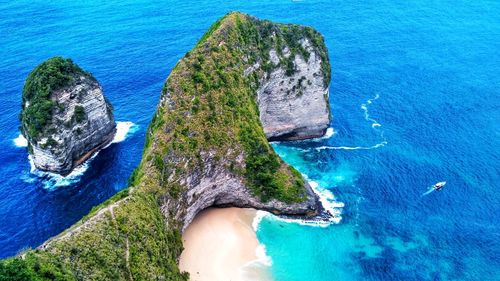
[179,207,272,281]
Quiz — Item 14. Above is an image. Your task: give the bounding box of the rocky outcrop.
[152,12,332,229]
[162,151,321,231]
[258,38,331,141]
[20,57,116,175]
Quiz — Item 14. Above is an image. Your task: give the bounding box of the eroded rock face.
[154,14,333,230]
[161,151,321,231]
[258,38,331,141]
[21,58,116,175]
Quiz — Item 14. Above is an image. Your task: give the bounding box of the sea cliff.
[0,12,331,280]
[20,57,116,175]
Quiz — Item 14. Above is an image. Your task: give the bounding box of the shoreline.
[179,207,272,281]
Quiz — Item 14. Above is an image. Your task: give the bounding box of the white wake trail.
[421,188,435,196]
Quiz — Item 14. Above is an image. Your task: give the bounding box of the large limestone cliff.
[258,38,330,141]
[20,57,116,175]
[152,12,331,229]
[1,13,332,280]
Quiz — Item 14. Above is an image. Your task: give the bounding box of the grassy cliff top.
[20,57,96,142]
[131,11,329,203]
[1,12,330,280]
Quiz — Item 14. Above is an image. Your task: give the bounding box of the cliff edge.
[20,57,116,175]
[256,23,331,141]
[0,12,331,280]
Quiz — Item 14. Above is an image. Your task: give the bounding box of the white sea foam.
[252,179,344,229]
[27,154,95,189]
[314,141,388,151]
[255,244,273,267]
[361,94,382,129]
[308,181,343,223]
[319,127,335,140]
[22,121,137,189]
[311,94,388,151]
[252,210,268,232]
[112,121,138,143]
[321,127,335,139]
[13,134,28,147]
[240,240,273,280]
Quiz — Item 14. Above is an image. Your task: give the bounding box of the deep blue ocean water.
[1,0,499,280]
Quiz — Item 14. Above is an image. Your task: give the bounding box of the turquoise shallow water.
[0,0,499,280]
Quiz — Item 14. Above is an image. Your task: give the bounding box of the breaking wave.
[252,179,344,230]
[26,155,96,189]
[319,127,335,140]
[13,134,28,147]
[255,244,273,267]
[112,121,139,143]
[21,121,138,189]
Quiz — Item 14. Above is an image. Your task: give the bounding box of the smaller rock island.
[20,57,116,175]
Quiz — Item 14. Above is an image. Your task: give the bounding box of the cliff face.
[1,13,332,280]
[258,39,330,141]
[149,12,331,229]
[21,57,116,175]
[166,150,320,231]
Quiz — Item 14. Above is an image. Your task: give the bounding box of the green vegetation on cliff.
[0,192,187,281]
[0,251,75,281]
[135,11,329,203]
[1,12,330,280]
[20,57,95,142]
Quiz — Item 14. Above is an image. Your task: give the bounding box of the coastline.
[179,207,272,281]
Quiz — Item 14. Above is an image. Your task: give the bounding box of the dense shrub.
[20,57,94,141]
[0,251,75,281]
[73,106,86,123]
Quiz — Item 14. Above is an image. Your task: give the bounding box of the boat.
[433,181,446,191]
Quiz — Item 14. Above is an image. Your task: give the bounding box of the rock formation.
[154,12,331,229]
[258,39,331,141]
[1,13,332,280]
[20,57,116,175]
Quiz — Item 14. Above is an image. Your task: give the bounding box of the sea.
[0,1,499,280]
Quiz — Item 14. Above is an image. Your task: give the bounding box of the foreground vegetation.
[20,57,95,142]
[1,12,329,280]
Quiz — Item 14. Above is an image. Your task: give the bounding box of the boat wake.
[421,188,435,196]
[422,182,446,197]
[19,121,138,189]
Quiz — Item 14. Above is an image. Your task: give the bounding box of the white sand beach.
[179,208,272,281]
